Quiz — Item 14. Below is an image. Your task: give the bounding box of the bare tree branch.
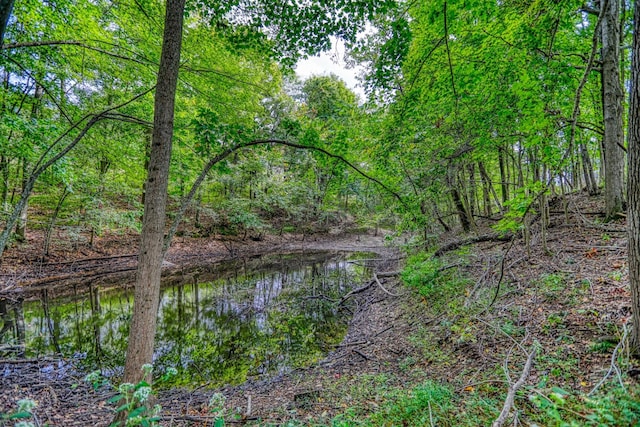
[492,345,537,427]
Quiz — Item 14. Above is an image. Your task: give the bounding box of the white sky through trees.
[295,37,365,100]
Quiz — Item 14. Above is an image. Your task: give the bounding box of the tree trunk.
[580,143,599,195]
[0,156,8,209]
[478,161,499,216]
[627,0,640,356]
[121,0,185,386]
[466,162,477,216]
[15,83,43,242]
[43,186,69,257]
[498,146,509,203]
[0,0,14,46]
[14,159,28,242]
[601,0,625,218]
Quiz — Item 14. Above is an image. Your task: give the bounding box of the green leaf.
[8,411,33,419]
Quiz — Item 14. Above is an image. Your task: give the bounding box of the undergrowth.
[322,249,640,427]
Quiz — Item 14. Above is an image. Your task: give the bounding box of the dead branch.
[589,321,628,396]
[352,348,372,360]
[484,236,517,313]
[162,414,254,424]
[492,345,537,427]
[376,271,400,277]
[434,233,514,257]
[337,280,374,305]
[0,358,60,364]
[42,253,138,266]
[373,273,402,297]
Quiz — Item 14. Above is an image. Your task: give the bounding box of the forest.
[1,0,640,425]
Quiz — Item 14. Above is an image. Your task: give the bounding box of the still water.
[1,252,370,385]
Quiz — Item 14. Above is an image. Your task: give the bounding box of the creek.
[0,251,371,386]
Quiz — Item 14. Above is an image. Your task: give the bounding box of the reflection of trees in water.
[0,297,25,356]
[14,252,368,384]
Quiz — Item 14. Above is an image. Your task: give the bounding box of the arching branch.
[164,138,408,251]
[0,87,155,260]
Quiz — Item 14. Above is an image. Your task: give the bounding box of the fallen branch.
[162,414,255,424]
[337,280,374,305]
[0,357,60,364]
[434,233,514,257]
[589,321,628,396]
[352,348,372,360]
[483,236,517,313]
[373,273,402,297]
[492,345,537,427]
[376,271,400,278]
[43,253,138,266]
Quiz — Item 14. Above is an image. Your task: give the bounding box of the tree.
[0,0,13,45]
[601,0,626,219]
[122,0,186,386]
[627,0,640,355]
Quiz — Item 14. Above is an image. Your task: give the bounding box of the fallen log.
[434,233,515,257]
[42,253,138,266]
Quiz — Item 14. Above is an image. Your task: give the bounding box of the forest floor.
[1,192,638,426]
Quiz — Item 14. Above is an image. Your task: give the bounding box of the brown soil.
[1,192,637,426]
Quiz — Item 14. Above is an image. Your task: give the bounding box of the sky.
[295,38,366,100]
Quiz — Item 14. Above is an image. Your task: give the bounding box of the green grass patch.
[401,252,469,312]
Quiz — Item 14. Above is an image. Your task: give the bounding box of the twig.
[473,317,528,355]
[334,340,368,348]
[352,349,371,360]
[376,271,400,277]
[484,236,517,313]
[589,321,628,396]
[337,281,374,305]
[492,345,537,427]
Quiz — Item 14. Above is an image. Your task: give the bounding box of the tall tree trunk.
[478,161,502,215]
[466,162,477,216]
[15,83,43,242]
[15,159,28,241]
[627,0,640,355]
[498,146,509,203]
[601,0,625,218]
[43,186,69,257]
[121,0,185,386]
[0,0,14,46]
[580,143,599,195]
[0,156,8,209]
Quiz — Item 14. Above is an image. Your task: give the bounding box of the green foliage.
[539,273,568,300]
[86,365,167,427]
[494,182,547,235]
[0,398,38,427]
[528,383,640,426]
[401,252,468,310]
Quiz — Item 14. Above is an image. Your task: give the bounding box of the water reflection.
[0,252,369,386]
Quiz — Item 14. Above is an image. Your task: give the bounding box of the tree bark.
[121,0,185,385]
[601,0,625,218]
[0,0,14,46]
[627,0,640,356]
[498,146,509,203]
[580,143,599,195]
